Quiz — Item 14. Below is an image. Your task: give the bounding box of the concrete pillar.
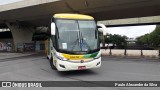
[6,22,35,51]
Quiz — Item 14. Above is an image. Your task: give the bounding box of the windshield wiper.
[71,32,80,51]
[80,32,91,52]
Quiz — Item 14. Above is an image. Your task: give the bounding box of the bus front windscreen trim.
[55,19,100,54]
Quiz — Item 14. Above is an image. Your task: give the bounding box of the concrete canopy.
[0,0,160,28]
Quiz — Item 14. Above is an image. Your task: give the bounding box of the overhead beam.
[0,0,60,12]
[98,16,160,27]
[0,0,160,27]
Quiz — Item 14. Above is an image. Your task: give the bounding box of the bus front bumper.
[56,57,101,71]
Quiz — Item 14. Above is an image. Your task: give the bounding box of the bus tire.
[47,56,49,59]
[50,56,57,70]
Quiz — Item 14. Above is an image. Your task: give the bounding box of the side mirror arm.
[97,23,107,36]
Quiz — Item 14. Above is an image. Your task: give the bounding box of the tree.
[136,25,160,48]
[136,34,150,45]
[149,25,160,47]
[104,34,127,49]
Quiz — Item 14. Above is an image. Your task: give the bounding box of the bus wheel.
[50,56,57,70]
[47,56,49,59]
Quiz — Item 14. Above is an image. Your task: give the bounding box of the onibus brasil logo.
[1,82,42,87]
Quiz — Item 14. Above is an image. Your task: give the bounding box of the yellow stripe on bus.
[54,14,94,20]
[62,53,84,60]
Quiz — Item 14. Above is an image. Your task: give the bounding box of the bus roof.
[53,13,94,20]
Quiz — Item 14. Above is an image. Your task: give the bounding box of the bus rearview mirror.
[51,23,56,35]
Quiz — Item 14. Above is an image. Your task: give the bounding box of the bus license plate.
[78,66,86,70]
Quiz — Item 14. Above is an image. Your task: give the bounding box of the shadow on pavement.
[57,69,98,77]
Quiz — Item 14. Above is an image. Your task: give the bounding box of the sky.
[0,0,22,5]
[0,0,157,38]
[107,25,156,38]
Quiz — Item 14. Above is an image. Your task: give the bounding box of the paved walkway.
[0,52,35,60]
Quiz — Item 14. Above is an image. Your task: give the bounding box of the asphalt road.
[0,54,160,90]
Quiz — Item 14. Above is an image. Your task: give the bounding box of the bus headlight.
[94,52,101,59]
[56,55,63,60]
[56,55,67,61]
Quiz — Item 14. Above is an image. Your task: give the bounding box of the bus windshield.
[55,19,99,53]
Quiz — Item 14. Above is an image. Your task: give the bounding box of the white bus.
[46,13,107,71]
